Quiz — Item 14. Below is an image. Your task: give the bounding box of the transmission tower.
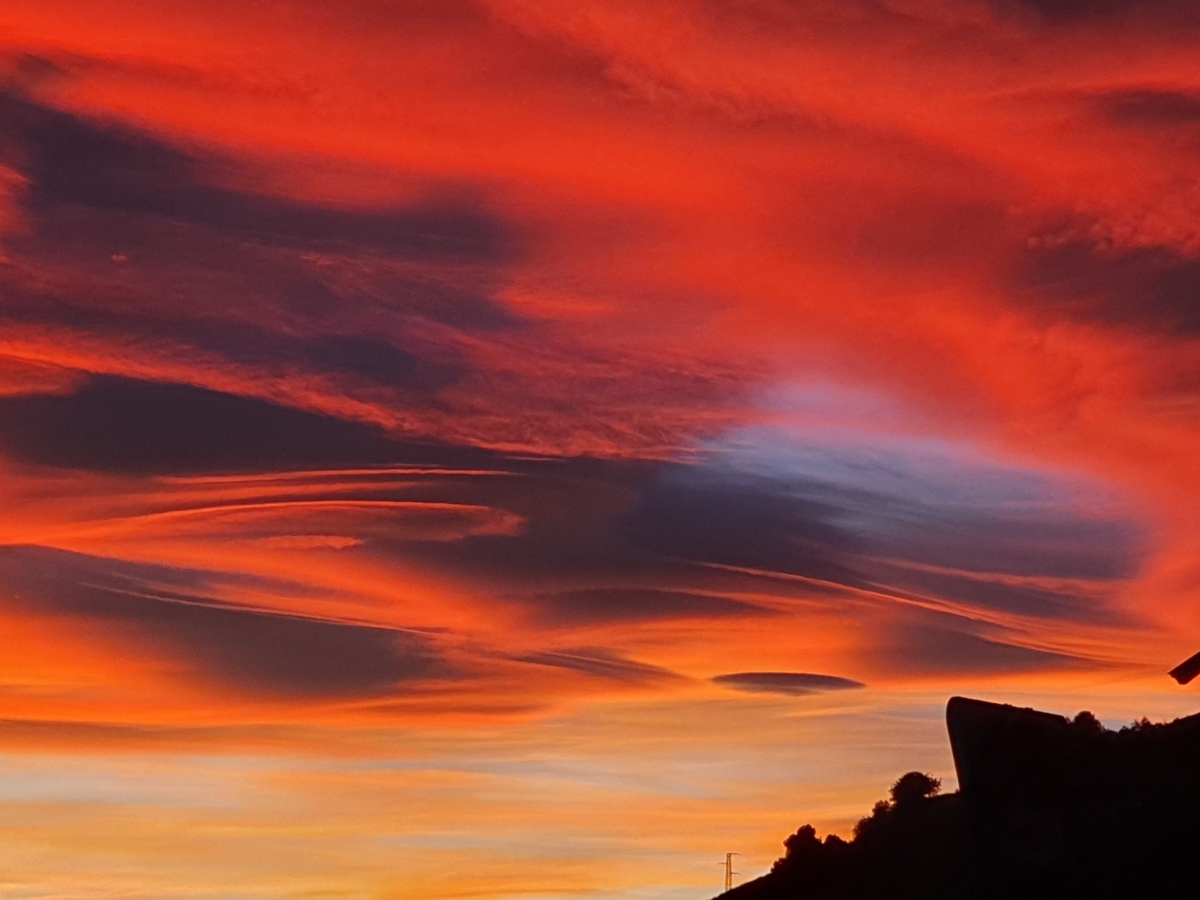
[723,852,740,893]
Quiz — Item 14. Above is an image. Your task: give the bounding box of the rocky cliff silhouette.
[721,697,1200,899]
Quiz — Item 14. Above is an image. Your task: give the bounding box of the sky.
[0,1,1199,897]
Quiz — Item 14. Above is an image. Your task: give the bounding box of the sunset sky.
[1,1,1199,897]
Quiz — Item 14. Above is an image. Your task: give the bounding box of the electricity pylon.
[723,852,740,893]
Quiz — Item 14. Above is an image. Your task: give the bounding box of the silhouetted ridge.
[721,697,1200,899]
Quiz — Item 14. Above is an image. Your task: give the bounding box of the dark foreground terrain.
[723,697,1200,899]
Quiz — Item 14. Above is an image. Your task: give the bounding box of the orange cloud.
[0,2,1199,897]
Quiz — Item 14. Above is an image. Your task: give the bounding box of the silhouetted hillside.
[722,698,1200,899]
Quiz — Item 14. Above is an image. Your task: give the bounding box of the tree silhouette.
[851,799,892,841]
[783,824,821,857]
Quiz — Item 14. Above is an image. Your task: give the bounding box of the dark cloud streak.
[991,0,1200,24]
[878,620,1090,676]
[1097,88,1200,126]
[1015,237,1200,335]
[0,375,415,473]
[516,648,678,683]
[530,587,774,624]
[0,88,512,260]
[0,546,447,697]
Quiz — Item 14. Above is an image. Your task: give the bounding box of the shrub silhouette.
[889,772,940,807]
